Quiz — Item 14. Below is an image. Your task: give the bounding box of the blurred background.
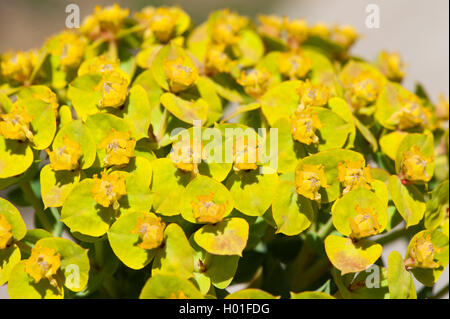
[0,0,448,298]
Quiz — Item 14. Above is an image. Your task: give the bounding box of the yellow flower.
[296,80,330,108]
[211,9,248,45]
[237,68,271,99]
[131,215,166,250]
[49,31,86,69]
[285,18,308,48]
[191,192,227,224]
[330,25,358,49]
[401,145,433,183]
[135,6,183,43]
[78,55,121,76]
[98,130,135,167]
[0,50,38,84]
[0,214,13,249]
[405,232,441,269]
[46,136,82,171]
[349,205,381,240]
[345,69,384,108]
[0,105,34,141]
[96,71,130,108]
[277,50,313,80]
[337,160,373,194]
[295,163,328,202]
[377,51,406,82]
[91,171,127,210]
[81,4,129,39]
[436,94,449,123]
[388,92,432,130]
[170,290,189,299]
[170,137,202,174]
[258,15,307,48]
[24,246,61,287]
[258,15,283,38]
[290,108,323,145]
[164,56,199,93]
[309,22,330,39]
[233,137,259,172]
[204,45,234,75]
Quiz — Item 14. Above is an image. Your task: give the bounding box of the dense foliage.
[0,4,448,299]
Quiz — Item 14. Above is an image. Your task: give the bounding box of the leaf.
[67,74,102,120]
[425,180,449,231]
[194,218,249,256]
[181,175,234,223]
[152,223,194,280]
[40,164,80,208]
[61,179,115,237]
[226,171,278,217]
[260,80,301,126]
[379,131,408,160]
[35,237,89,292]
[51,120,97,169]
[351,114,379,152]
[300,149,365,203]
[272,180,315,236]
[0,197,27,240]
[160,92,208,125]
[388,175,426,228]
[394,133,434,178]
[225,288,278,299]
[0,136,34,179]
[236,29,264,67]
[325,234,382,275]
[290,291,335,299]
[108,211,158,270]
[332,188,388,237]
[388,251,416,299]
[0,244,21,286]
[140,274,203,299]
[151,158,192,216]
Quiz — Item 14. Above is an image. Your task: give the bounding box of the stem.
[318,217,334,240]
[20,181,53,232]
[434,284,449,299]
[292,257,331,292]
[376,227,409,246]
[49,207,63,237]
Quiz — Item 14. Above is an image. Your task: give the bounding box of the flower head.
[191,192,227,224]
[24,246,61,287]
[330,25,358,49]
[91,171,127,210]
[98,130,135,167]
[233,137,259,172]
[345,69,384,108]
[401,145,433,183]
[338,160,373,194]
[277,50,313,79]
[295,163,328,202]
[0,105,34,141]
[290,107,323,145]
[170,137,202,174]
[46,136,82,171]
[96,71,130,108]
[0,214,13,249]
[309,22,330,39]
[135,6,184,43]
[258,15,308,48]
[164,56,199,93]
[405,232,441,269]
[349,205,382,240]
[78,55,121,76]
[81,4,129,39]
[237,68,271,99]
[377,51,406,82]
[170,290,189,299]
[204,45,234,75]
[49,31,86,69]
[211,9,248,45]
[296,80,330,109]
[435,94,449,122]
[388,92,432,130]
[131,215,166,250]
[0,50,38,84]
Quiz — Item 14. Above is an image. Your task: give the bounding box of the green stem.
[376,227,409,246]
[434,284,449,299]
[95,240,105,268]
[318,217,334,240]
[49,207,63,237]
[292,257,331,292]
[20,181,53,232]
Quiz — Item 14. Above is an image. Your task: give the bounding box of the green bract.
[0,4,448,300]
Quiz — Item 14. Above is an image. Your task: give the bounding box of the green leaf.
[225,288,278,299]
[388,251,416,299]
[394,133,434,178]
[61,179,115,237]
[152,223,194,280]
[140,274,203,299]
[40,164,80,208]
[388,175,426,228]
[272,180,314,236]
[181,175,234,223]
[379,131,408,160]
[226,171,278,217]
[160,92,209,125]
[290,291,335,299]
[0,136,34,179]
[108,211,158,270]
[0,244,21,286]
[0,197,27,240]
[194,218,249,256]
[67,74,102,120]
[325,234,382,275]
[425,180,449,231]
[236,29,264,67]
